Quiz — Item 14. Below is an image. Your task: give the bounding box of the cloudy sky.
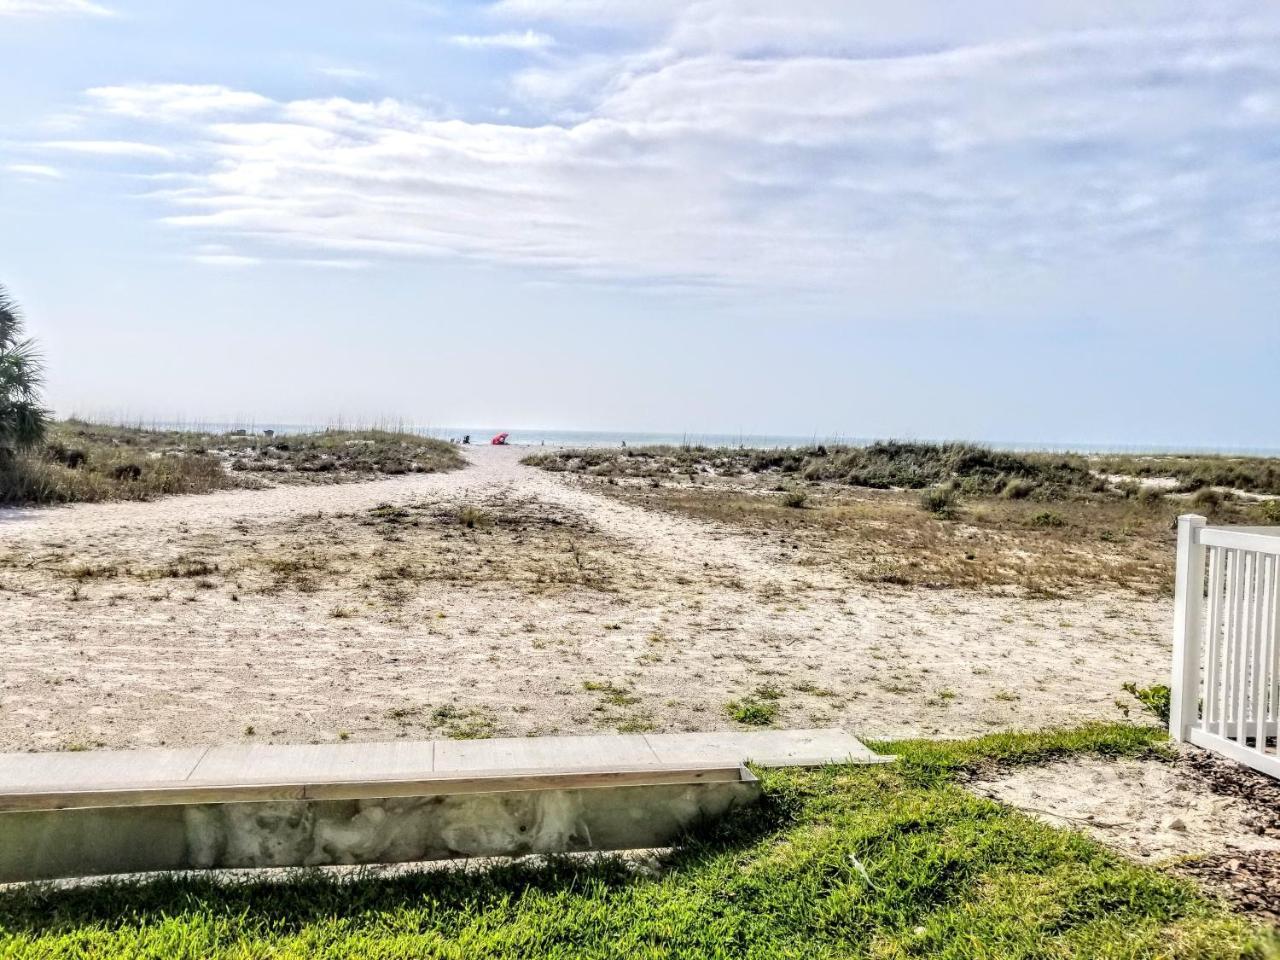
[2,1,1277,447]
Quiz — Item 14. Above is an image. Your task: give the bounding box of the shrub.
[1029,511,1065,528]
[1260,499,1280,525]
[1191,488,1222,512]
[1001,478,1036,499]
[1138,485,1165,505]
[919,485,958,518]
[780,490,807,509]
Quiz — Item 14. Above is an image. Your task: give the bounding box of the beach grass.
[0,420,465,506]
[525,443,1280,597]
[0,723,1269,959]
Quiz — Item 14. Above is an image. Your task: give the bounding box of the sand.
[0,445,1171,751]
[974,756,1280,863]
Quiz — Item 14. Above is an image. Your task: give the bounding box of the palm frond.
[0,284,51,456]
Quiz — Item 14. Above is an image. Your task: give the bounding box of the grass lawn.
[1,724,1273,958]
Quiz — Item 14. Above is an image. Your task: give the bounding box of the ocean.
[128,421,1280,456]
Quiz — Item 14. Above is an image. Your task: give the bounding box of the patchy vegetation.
[0,724,1267,959]
[0,420,464,505]
[1095,454,1280,497]
[526,441,1106,498]
[528,444,1280,597]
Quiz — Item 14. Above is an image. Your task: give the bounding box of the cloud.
[86,84,271,120]
[191,253,263,268]
[38,139,177,159]
[41,5,1280,295]
[486,0,686,26]
[0,0,113,16]
[38,139,177,161]
[6,163,64,179]
[317,66,376,82]
[448,30,556,50]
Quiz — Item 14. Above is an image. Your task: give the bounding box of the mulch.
[1172,747,1280,924]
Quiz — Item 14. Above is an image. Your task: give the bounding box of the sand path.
[1,447,1172,750]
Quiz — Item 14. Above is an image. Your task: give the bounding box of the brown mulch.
[1173,747,1280,923]
[1178,748,1280,838]
[1175,850,1280,924]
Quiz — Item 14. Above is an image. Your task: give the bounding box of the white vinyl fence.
[1170,514,1280,778]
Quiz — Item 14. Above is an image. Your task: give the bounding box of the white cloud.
[449,30,556,50]
[44,5,1280,294]
[317,66,376,82]
[190,253,263,268]
[6,163,64,179]
[39,139,177,159]
[486,0,687,26]
[86,84,271,121]
[0,0,113,16]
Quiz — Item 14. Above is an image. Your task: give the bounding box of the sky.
[1,1,1278,449]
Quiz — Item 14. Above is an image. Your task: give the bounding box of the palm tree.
[0,284,50,459]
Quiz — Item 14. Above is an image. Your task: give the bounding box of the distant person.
[463,435,471,445]
[621,440,627,448]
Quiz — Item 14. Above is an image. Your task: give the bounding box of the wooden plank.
[0,747,208,791]
[189,741,435,785]
[435,734,659,772]
[0,764,749,813]
[644,729,889,767]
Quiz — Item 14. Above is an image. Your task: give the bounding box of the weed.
[1119,682,1172,724]
[583,680,641,707]
[726,696,779,726]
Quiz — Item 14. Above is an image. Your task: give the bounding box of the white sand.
[974,756,1280,862]
[0,446,1172,750]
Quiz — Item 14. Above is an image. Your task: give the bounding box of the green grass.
[0,724,1271,959]
[726,696,780,726]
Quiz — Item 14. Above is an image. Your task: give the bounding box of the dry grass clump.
[0,421,465,505]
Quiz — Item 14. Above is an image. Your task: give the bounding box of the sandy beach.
[0,445,1170,751]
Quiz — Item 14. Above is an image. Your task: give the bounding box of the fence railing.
[1170,514,1280,778]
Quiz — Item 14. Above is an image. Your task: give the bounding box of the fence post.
[1170,514,1208,741]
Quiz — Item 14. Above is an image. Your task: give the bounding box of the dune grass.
[526,442,1280,500]
[526,443,1280,597]
[0,420,465,505]
[524,441,1105,498]
[0,724,1270,959]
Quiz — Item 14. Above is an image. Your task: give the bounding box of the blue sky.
[1,1,1278,448]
